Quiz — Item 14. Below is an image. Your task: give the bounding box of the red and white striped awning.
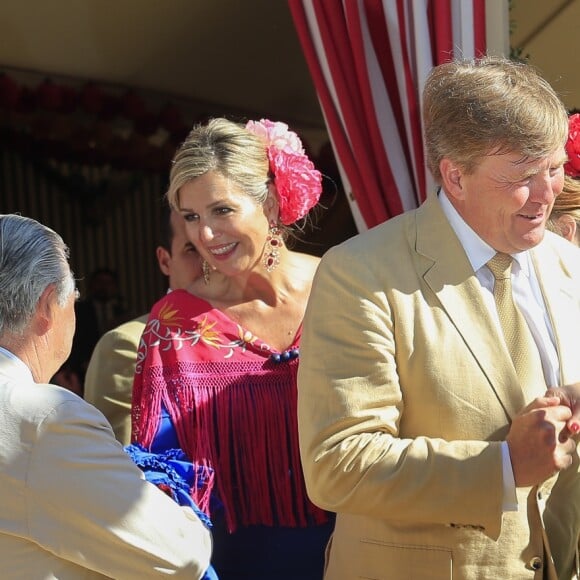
[290,0,503,230]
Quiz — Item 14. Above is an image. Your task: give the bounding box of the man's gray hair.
[0,214,76,336]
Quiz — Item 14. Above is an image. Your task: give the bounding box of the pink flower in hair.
[246,119,322,225]
[565,114,580,178]
[246,119,304,154]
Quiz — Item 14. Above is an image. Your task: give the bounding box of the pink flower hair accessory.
[565,113,580,178]
[245,119,322,225]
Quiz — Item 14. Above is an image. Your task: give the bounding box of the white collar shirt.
[438,190,561,511]
[438,190,559,387]
[0,346,35,383]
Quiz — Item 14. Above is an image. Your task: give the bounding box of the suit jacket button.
[528,556,542,571]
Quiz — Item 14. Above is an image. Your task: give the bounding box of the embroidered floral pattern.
[157,301,187,326]
[221,327,258,359]
[135,301,270,373]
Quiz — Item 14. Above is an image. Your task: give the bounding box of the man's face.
[157,210,202,290]
[446,148,567,253]
[50,285,77,375]
[60,289,77,360]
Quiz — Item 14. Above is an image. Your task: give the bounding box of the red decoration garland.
[0,71,194,172]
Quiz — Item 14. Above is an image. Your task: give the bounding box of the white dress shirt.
[0,346,34,382]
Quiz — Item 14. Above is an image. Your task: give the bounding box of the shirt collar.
[0,346,35,383]
[438,189,531,277]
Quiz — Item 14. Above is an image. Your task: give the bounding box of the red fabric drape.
[473,0,487,57]
[429,0,453,63]
[289,0,487,230]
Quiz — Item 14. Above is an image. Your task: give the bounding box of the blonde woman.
[132,118,334,579]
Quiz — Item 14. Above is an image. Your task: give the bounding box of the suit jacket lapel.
[413,195,525,419]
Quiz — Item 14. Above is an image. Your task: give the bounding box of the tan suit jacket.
[298,194,580,580]
[85,314,148,445]
[0,350,212,579]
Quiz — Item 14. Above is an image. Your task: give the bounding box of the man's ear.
[34,285,57,335]
[156,246,171,277]
[264,185,280,223]
[556,214,578,243]
[440,158,466,201]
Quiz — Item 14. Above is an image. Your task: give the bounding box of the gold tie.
[486,253,545,393]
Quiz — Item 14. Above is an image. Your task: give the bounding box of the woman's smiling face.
[178,170,277,276]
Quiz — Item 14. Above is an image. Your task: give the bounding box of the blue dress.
[124,439,218,580]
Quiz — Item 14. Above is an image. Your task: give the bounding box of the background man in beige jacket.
[85,204,201,444]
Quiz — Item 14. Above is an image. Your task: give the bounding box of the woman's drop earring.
[202,259,211,285]
[262,225,284,272]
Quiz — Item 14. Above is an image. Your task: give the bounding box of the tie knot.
[487,253,513,280]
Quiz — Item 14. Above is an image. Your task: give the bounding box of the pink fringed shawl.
[131,289,328,532]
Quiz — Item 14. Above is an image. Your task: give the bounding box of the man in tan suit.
[0,213,211,578]
[298,57,580,579]
[84,205,202,444]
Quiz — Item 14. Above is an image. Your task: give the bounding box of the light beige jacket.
[0,350,212,579]
[85,314,148,445]
[298,194,580,580]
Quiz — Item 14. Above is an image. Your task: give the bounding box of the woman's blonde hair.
[167,117,270,209]
[547,175,580,242]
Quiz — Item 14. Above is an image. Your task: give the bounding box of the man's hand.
[506,396,576,487]
[545,383,580,434]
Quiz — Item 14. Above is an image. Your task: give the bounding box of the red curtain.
[289,0,487,230]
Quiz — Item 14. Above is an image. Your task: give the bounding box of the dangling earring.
[262,225,284,272]
[202,259,211,285]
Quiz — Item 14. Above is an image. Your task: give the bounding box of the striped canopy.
[289,0,489,230]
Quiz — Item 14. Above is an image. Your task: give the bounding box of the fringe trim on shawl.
[133,358,328,532]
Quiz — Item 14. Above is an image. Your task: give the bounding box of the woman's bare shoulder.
[288,251,320,275]
[284,252,321,290]
[292,250,321,268]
